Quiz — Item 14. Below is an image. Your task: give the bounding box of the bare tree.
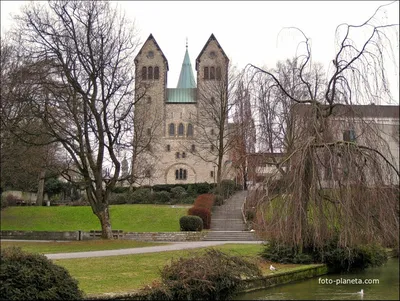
[248,2,399,253]
[231,77,256,189]
[0,38,61,205]
[7,0,142,238]
[184,62,238,191]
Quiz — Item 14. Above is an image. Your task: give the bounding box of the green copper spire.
[176,41,196,89]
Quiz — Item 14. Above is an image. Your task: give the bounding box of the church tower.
[133,34,230,186]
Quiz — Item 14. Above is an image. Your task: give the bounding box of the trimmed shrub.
[139,249,262,300]
[179,216,203,231]
[0,247,84,300]
[193,194,215,210]
[154,191,171,204]
[171,186,187,200]
[195,182,211,194]
[188,207,211,229]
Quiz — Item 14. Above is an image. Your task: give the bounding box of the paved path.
[43,241,263,259]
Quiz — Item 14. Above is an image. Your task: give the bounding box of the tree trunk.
[96,206,113,239]
[36,169,46,206]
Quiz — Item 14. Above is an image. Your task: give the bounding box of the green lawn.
[0,204,189,232]
[52,244,265,296]
[0,240,165,254]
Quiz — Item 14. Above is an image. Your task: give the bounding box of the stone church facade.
[133,34,231,185]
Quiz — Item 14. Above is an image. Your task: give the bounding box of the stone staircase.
[203,190,258,241]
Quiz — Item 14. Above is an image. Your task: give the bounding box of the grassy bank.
[0,240,165,254]
[52,244,267,296]
[0,204,189,232]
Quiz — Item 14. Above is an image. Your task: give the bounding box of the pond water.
[234,258,399,300]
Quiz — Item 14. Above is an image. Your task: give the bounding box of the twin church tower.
[132,34,231,185]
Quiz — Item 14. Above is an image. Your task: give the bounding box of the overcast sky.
[1,1,399,102]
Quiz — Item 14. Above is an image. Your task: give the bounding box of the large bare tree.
[248,2,399,252]
[231,78,256,189]
[6,0,143,238]
[1,38,62,205]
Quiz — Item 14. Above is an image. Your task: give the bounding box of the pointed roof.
[176,44,196,89]
[196,33,229,71]
[134,34,169,71]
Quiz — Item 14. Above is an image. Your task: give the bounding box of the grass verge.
[53,244,265,296]
[0,204,189,232]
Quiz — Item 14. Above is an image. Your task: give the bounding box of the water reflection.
[234,258,399,300]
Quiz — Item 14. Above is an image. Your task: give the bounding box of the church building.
[132,34,232,185]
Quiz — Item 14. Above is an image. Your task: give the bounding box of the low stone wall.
[1,230,80,241]
[238,264,328,293]
[0,230,206,242]
[123,231,206,241]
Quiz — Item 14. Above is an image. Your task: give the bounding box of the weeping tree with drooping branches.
[247,1,399,253]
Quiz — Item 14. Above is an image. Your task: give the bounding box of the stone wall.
[1,230,80,241]
[0,230,206,242]
[123,231,206,242]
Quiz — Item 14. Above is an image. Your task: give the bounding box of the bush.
[139,249,262,300]
[5,194,24,206]
[220,180,237,199]
[193,194,215,210]
[111,186,132,194]
[195,182,211,194]
[179,216,203,231]
[67,200,90,206]
[245,209,256,221]
[260,241,388,272]
[317,243,388,272]
[154,191,171,204]
[109,192,132,205]
[1,196,8,210]
[0,247,83,300]
[188,207,211,229]
[214,194,224,206]
[171,186,187,200]
[259,242,314,264]
[130,188,152,204]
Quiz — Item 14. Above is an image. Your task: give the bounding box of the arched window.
[166,144,170,152]
[182,152,186,158]
[176,152,180,159]
[148,66,153,80]
[191,144,196,152]
[211,129,215,135]
[154,66,159,80]
[169,123,175,136]
[178,123,184,136]
[216,66,221,80]
[210,67,215,80]
[142,67,147,80]
[187,124,193,137]
[176,168,187,180]
[204,67,209,80]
